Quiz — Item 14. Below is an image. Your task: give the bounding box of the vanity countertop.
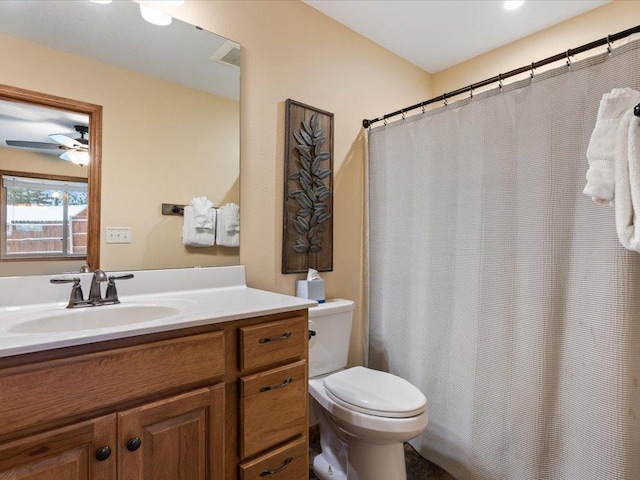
[0,266,317,358]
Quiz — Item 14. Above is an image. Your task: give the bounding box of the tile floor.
[308,428,455,480]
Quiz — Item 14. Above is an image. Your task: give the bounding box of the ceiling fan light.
[61,150,90,166]
[140,4,172,26]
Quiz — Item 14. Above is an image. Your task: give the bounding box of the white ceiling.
[0,0,240,100]
[303,0,611,74]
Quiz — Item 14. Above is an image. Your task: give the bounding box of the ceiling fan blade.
[49,133,84,149]
[6,140,64,151]
[60,149,89,165]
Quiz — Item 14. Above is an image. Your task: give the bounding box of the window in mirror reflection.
[1,173,88,260]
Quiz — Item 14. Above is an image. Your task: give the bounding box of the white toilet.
[308,299,428,480]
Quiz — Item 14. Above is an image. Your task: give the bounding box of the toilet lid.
[323,366,427,418]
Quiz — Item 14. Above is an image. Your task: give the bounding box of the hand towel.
[614,110,640,251]
[183,205,216,247]
[190,196,214,229]
[215,203,240,247]
[584,88,640,205]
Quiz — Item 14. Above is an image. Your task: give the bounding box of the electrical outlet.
[106,227,131,244]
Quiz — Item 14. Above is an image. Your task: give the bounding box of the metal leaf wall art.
[290,114,331,253]
[283,100,333,273]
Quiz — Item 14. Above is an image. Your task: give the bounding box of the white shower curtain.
[368,40,640,480]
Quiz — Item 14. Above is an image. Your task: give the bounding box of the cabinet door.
[0,414,116,480]
[118,385,224,480]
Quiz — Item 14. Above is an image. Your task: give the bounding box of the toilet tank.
[308,298,354,378]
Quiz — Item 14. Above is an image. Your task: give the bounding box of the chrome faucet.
[50,270,134,308]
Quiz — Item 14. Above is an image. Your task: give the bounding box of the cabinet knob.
[95,446,112,461]
[126,437,142,452]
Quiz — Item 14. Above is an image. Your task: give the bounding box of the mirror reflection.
[0,0,240,277]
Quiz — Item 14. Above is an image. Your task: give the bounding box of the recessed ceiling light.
[139,4,172,26]
[504,1,524,10]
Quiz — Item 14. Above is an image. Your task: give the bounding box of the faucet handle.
[50,277,85,308]
[109,274,134,281]
[104,273,134,303]
[50,276,81,284]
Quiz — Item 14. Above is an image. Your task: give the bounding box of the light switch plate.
[106,227,131,244]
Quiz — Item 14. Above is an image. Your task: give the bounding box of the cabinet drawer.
[239,316,306,371]
[240,360,307,458]
[0,331,224,438]
[239,437,307,480]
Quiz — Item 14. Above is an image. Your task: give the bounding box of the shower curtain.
[367,40,640,480]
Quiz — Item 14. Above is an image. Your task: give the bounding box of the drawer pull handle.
[259,331,292,343]
[95,446,112,461]
[126,437,142,452]
[259,376,293,392]
[259,456,293,476]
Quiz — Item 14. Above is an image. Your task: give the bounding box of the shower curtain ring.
[401,111,406,120]
[530,62,535,79]
[566,49,572,68]
[607,35,613,55]
[383,117,387,126]
[498,74,503,90]
[443,93,448,106]
[469,86,474,98]
[421,102,426,113]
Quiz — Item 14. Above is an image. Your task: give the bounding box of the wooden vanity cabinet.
[0,308,309,480]
[0,414,116,480]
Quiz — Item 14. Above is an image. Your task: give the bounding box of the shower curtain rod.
[362,24,640,129]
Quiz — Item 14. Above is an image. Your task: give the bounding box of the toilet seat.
[322,366,427,418]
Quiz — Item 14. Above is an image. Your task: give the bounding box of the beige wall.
[159,0,432,365]
[0,148,88,179]
[0,32,240,275]
[432,1,640,98]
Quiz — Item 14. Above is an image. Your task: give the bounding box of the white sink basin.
[7,304,181,334]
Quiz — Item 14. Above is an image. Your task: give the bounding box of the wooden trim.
[0,83,102,270]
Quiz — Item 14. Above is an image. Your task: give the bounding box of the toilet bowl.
[308,300,428,480]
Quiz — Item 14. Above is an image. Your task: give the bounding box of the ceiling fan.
[6,125,90,165]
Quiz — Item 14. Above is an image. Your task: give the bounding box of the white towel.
[183,205,216,247]
[584,88,640,205]
[614,110,640,251]
[190,196,214,229]
[215,203,240,247]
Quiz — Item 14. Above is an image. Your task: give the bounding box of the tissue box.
[296,279,325,303]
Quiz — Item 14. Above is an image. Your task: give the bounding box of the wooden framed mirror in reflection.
[0,0,240,277]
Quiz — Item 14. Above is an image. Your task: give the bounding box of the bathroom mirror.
[0,0,240,277]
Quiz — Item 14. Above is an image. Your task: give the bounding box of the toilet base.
[347,438,407,480]
[313,453,348,480]
[313,436,408,480]
[314,440,406,480]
